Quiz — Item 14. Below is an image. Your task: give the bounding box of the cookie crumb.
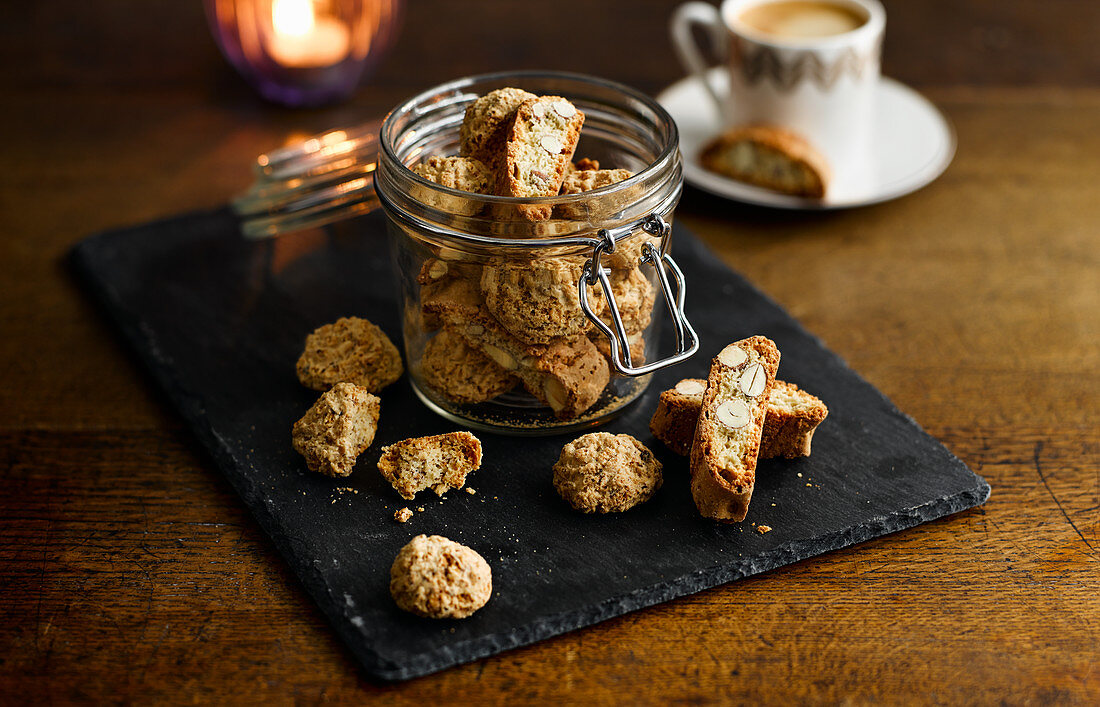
[797,472,803,478]
[756,525,772,534]
[465,487,476,495]
[394,508,413,523]
[417,506,425,513]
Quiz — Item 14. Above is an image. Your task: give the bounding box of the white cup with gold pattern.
[671,0,885,195]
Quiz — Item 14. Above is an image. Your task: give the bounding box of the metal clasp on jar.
[578,214,699,375]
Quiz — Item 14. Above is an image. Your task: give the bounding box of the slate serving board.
[70,207,989,682]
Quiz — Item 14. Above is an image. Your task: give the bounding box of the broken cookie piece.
[377,431,483,500]
[390,534,492,619]
[291,382,380,478]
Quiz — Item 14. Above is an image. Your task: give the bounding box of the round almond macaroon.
[421,328,519,404]
[390,534,492,619]
[296,316,403,393]
[481,257,606,345]
[553,432,663,513]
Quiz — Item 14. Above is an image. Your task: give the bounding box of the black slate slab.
[69,207,989,681]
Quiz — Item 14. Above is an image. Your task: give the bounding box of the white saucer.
[656,68,956,209]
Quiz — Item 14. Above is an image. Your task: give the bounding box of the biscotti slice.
[760,380,829,458]
[291,382,380,478]
[690,336,780,522]
[650,377,827,459]
[423,277,610,419]
[377,431,482,500]
[700,124,830,199]
[460,87,538,161]
[411,155,494,215]
[500,96,585,221]
[648,378,707,456]
[421,328,519,404]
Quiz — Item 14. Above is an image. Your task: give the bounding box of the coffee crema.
[736,1,866,38]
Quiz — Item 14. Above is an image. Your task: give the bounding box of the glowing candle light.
[267,0,351,68]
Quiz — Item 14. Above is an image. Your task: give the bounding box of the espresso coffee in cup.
[736,1,866,39]
[670,0,885,198]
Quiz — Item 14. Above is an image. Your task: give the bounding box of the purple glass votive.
[205,0,402,107]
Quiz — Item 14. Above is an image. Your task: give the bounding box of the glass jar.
[375,71,697,434]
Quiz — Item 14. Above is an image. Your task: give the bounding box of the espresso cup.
[671,0,885,194]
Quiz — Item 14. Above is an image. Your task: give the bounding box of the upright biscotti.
[651,378,828,460]
[500,96,585,220]
[460,87,537,162]
[690,336,781,522]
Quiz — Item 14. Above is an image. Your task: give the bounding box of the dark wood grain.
[1,0,1097,702]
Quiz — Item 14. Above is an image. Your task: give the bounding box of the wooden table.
[2,1,1097,702]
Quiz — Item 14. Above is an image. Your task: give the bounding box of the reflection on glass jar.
[375,72,697,434]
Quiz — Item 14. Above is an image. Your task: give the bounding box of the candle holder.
[205,0,402,107]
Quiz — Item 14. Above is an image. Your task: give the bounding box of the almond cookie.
[480,256,603,345]
[460,87,537,161]
[700,124,830,199]
[377,431,482,500]
[296,316,403,393]
[500,96,585,220]
[390,534,492,619]
[650,378,828,459]
[418,257,483,333]
[411,155,494,215]
[553,432,663,513]
[590,330,646,370]
[556,168,635,220]
[422,278,610,419]
[596,267,655,335]
[291,382,380,478]
[690,336,781,522]
[421,328,519,404]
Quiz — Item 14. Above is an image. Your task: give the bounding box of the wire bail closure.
[579,214,699,376]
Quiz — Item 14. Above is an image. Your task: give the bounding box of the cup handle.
[669,1,729,112]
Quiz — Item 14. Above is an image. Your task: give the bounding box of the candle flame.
[272,0,315,38]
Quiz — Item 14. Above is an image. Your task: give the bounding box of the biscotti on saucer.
[700,124,830,199]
